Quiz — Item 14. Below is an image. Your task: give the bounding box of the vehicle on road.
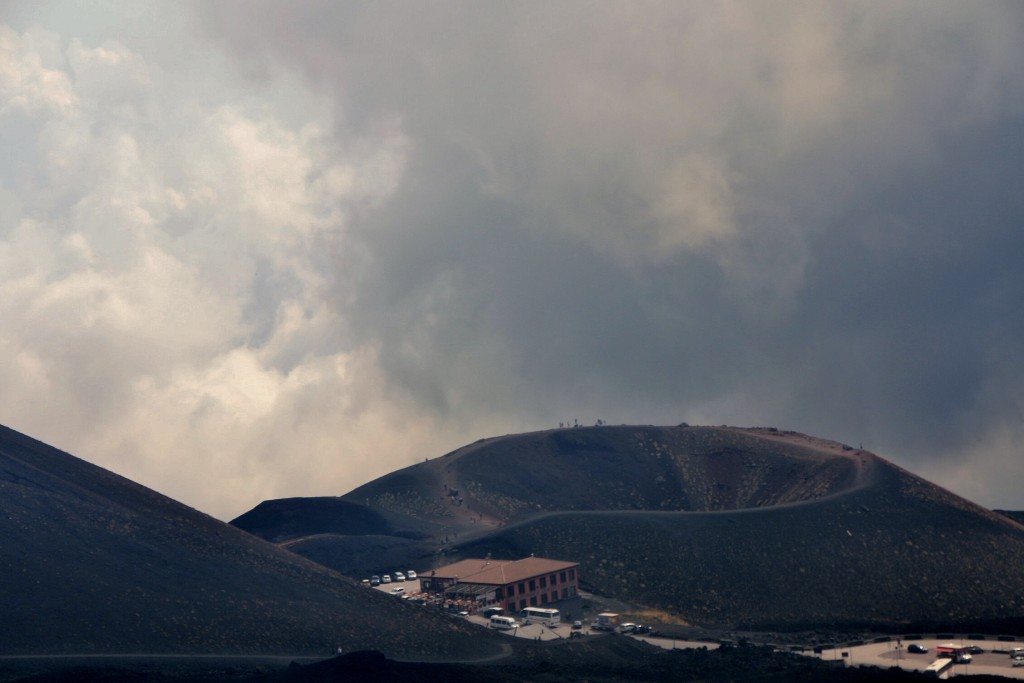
[489,616,518,630]
[907,644,928,654]
[390,587,405,595]
[924,659,954,677]
[592,612,620,631]
[965,645,984,654]
[521,606,560,627]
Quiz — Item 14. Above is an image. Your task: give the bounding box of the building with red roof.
[420,556,580,613]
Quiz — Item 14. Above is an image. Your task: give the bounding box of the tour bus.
[923,657,953,678]
[520,606,560,627]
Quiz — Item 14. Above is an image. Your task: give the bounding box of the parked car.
[370,575,381,586]
[572,621,582,630]
[394,571,406,582]
[634,625,652,634]
[618,623,637,634]
[381,574,392,583]
[1014,660,1024,668]
[406,570,418,579]
[907,644,928,654]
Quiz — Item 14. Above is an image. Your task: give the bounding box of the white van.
[489,616,518,630]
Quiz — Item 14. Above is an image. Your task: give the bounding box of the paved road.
[633,635,721,651]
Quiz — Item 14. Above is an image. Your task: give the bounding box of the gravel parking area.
[814,637,1024,678]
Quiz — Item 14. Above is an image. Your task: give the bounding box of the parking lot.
[814,638,1024,678]
[370,578,606,641]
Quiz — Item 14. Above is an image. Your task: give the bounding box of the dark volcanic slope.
[240,425,865,545]
[998,510,1024,526]
[344,426,863,522]
[0,424,503,658]
[449,429,1024,630]
[457,456,1024,629]
[236,425,1024,632]
[232,497,395,542]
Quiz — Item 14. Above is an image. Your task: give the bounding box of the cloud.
[3,2,1024,518]
[196,1,1024,503]
[0,18,466,518]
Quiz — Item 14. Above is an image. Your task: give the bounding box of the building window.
[569,569,575,580]
[496,587,504,599]
[507,584,515,596]
[529,579,536,591]
[541,593,548,604]
[560,571,567,583]
[519,582,526,594]
[540,576,546,588]
[519,599,526,610]
[530,596,537,606]
[562,588,569,600]
[551,573,558,585]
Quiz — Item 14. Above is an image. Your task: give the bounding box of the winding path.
[446,434,881,549]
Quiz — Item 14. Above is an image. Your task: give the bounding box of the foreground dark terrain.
[3,639,1017,683]
[0,424,501,660]
[236,424,1024,633]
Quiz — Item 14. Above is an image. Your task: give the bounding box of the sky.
[2,1,1023,521]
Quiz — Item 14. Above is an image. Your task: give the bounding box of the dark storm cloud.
[194,1,1024,508]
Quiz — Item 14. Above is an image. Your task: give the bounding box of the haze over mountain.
[0,423,503,659]
[236,424,1024,632]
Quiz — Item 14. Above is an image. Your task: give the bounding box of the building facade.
[420,556,579,613]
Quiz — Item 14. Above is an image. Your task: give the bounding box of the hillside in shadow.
[0,424,504,659]
[235,425,1024,632]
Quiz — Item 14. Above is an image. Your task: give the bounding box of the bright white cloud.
[0,26,76,116]
[0,22,445,518]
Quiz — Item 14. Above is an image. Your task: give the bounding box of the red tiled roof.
[427,557,578,586]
